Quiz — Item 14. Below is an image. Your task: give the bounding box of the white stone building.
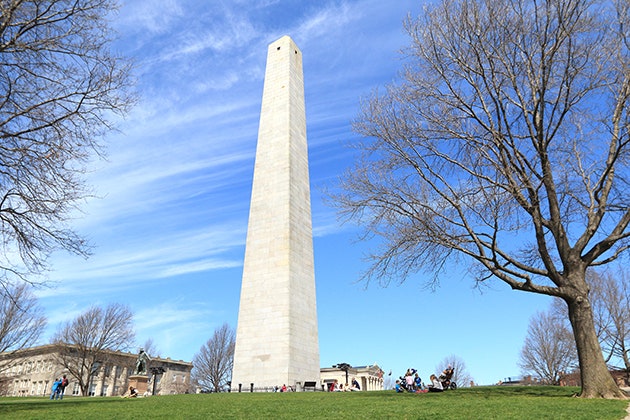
[0,344,192,397]
[320,364,385,391]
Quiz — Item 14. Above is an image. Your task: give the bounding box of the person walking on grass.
[50,378,61,400]
[59,375,69,399]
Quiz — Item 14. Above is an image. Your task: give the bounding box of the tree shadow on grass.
[0,396,141,416]
[344,386,581,399]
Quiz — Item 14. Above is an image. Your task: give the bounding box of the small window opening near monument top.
[295,50,298,54]
[277,46,281,50]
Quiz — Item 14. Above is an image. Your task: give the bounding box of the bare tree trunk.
[566,295,626,398]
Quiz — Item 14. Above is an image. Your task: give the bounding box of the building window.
[89,383,96,396]
[72,382,81,396]
[101,385,108,396]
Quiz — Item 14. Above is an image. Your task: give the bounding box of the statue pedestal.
[128,375,149,396]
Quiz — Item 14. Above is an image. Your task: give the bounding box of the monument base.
[128,375,149,396]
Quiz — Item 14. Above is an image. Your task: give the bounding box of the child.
[414,373,424,391]
[395,380,405,393]
[50,378,61,400]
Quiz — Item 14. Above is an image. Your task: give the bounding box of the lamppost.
[150,367,165,396]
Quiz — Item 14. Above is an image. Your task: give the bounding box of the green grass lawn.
[1,386,628,419]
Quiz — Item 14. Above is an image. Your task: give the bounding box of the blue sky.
[35,0,554,386]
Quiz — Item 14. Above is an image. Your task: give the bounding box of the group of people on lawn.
[50,376,141,399]
[395,367,450,393]
[49,375,69,400]
[328,378,361,392]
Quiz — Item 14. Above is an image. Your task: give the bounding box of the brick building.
[559,370,629,387]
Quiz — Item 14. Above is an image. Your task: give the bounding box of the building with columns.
[0,344,192,397]
[320,364,385,391]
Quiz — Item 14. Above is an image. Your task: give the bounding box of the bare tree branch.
[0,0,135,289]
[519,306,578,384]
[191,323,235,393]
[0,282,46,374]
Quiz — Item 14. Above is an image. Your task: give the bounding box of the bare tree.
[589,269,630,382]
[335,0,630,398]
[0,282,46,373]
[192,323,235,393]
[141,338,160,358]
[519,307,578,384]
[52,303,135,396]
[0,0,134,289]
[435,355,474,388]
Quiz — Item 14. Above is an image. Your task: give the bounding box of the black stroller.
[439,367,457,390]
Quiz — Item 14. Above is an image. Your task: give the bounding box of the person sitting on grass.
[329,379,340,392]
[395,380,405,393]
[427,374,444,392]
[414,373,424,392]
[122,386,138,398]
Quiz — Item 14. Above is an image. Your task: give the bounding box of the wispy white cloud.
[192,71,241,92]
[135,301,215,331]
[35,222,246,312]
[294,2,356,41]
[134,300,229,359]
[115,0,184,35]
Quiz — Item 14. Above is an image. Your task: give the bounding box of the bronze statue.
[134,349,150,375]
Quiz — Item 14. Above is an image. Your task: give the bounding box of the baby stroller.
[439,367,457,390]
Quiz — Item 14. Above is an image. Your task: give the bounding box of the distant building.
[560,370,629,387]
[0,344,192,397]
[320,364,385,391]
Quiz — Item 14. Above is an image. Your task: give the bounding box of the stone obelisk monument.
[231,36,320,391]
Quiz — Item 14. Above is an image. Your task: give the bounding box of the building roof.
[0,343,192,367]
